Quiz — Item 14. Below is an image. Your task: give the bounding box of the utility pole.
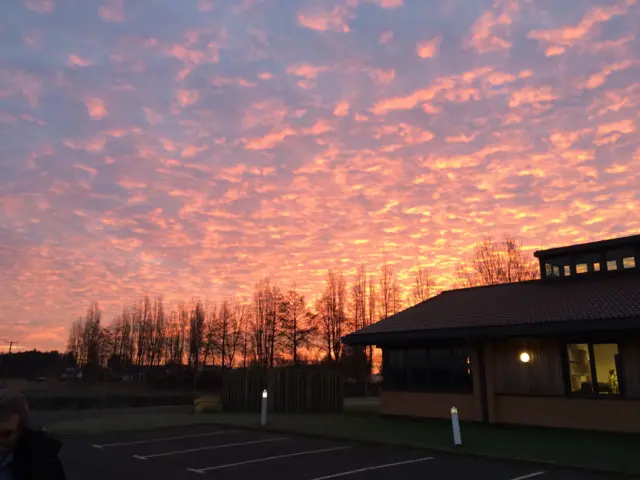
[1,339,19,387]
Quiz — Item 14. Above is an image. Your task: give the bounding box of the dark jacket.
[9,428,67,480]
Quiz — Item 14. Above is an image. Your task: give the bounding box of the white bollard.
[451,406,462,446]
[260,389,268,426]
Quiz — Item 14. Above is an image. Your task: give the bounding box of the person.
[0,389,67,480]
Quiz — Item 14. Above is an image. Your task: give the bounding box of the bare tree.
[189,299,206,371]
[202,301,218,368]
[66,317,84,366]
[379,258,402,320]
[455,235,539,288]
[316,269,348,363]
[351,265,367,332]
[225,300,246,370]
[251,278,282,368]
[148,297,166,367]
[280,285,315,366]
[411,263,435,306]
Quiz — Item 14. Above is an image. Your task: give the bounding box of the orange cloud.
[371,77,456,114]
[579,60,635,90]
[416,36,441,59]
[333,100,350,117]
[368,68,395,85]
[508,86,557,107]
[528,2,631,51]
[466,1,515,53]
[244,128,296,150]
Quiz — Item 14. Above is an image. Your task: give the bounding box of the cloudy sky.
[1,0,639,352]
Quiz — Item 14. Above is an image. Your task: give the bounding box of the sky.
[1,0,639,352]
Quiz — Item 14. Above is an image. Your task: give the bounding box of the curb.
[204,419,639,479]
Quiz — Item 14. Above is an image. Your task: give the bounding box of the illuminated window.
[564,265,571,276]
[593,344,620,395]
[567,344,592,393]
[607,261,617,271]
[566,343,622,396]
[623,257,636,269]
[593,262,601,271]
[576,263,588,274]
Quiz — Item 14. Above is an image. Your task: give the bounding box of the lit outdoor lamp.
[261,389,268,426]
[519,351,531,363]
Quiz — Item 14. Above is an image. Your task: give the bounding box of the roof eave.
[342,316,640,346]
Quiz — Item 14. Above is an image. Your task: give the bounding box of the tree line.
[65,236,538,378]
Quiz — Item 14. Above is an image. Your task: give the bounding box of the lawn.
[207,411,640,476]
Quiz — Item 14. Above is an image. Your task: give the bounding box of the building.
[342,234,640,433]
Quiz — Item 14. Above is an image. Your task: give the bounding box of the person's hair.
[0,389,30,427]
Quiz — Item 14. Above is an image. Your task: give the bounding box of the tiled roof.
[343,271,640,342]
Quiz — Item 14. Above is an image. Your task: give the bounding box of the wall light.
[519,352,531,363]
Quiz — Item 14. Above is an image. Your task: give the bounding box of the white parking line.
[91,430,236,449]
[509,472,546,480]
[187,446,352,473]
[308,457,435,479]
[133,437,288,460]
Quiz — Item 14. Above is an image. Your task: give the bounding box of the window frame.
[563,342,624,398]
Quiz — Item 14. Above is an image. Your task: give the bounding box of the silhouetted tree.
[455,235,539,288]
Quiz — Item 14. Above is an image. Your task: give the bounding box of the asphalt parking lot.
[58,424,624,479]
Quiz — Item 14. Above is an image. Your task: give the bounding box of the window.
[383,347,473,393]
[576,263,588,274]
[564,265,571,276]
[543,256,568,278]
[606,248,635,271]
[593,262,601,272]
[383,349,406,390]
[566,343,621,396]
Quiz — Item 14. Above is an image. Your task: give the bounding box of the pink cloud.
[416,36,441,58]
[528,2,633,52]
[287,63,327,79]
[244,128,297,150]
[4,0,640,353]
[68,55,93,67]
[466,1,516,54]
[378,30,394,44]
[84,97,107,119]
[333,100,350,117]
[99,0,124,22]
[25,0,54,14]
[297,5,352,32]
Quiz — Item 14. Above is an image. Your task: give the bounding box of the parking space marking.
[133,437,288,460]
[91,430,236,449]
[186,445,352,474]
[308,457,435,480]
[508,472,546,480]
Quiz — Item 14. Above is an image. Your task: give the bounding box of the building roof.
[534,233,640,259]
[342,270,640,345]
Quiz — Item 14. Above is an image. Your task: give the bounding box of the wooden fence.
[222,368,343,413]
